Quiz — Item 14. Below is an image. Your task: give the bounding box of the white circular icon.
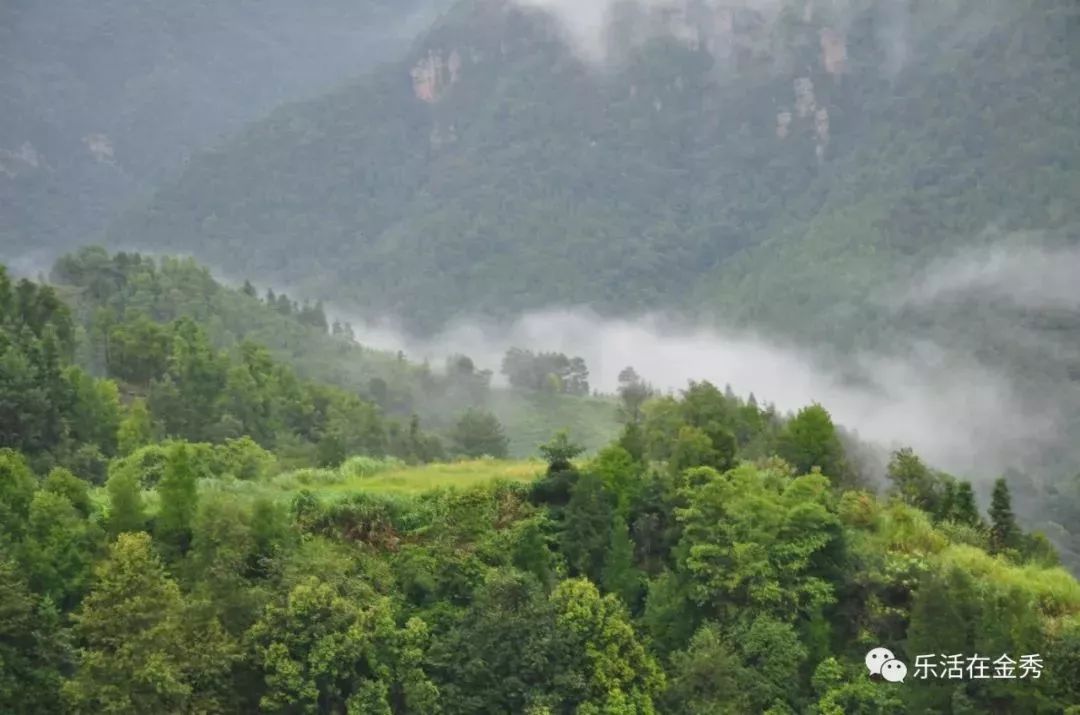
[865,647,896,676]
[881,658,908,683]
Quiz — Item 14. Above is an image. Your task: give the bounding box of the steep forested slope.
[104,0,1080,334]
[48,247,620,456]
[0,0,453,260]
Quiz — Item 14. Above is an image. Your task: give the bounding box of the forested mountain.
[0,0,452,262]
[48,247,620,457]
[3,260,1080,713]
[5,0,1080,711]
[86,0,1080,523]
[101,0,1080,335]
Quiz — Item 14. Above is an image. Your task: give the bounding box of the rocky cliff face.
[411,49,465,102]
[407,0,850,159]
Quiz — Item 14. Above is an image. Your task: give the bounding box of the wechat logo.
[866,647,907,683]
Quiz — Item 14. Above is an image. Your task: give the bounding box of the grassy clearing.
[309,458,546,497]
[93,457,550,514]
[223,457,548,503]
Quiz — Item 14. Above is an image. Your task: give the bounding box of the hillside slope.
[3,260,1079,712]
[50,247,619,456]
[0,0,452,261]
[105,0,1080,335]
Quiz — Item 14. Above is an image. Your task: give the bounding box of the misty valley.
[3,0,1080,713]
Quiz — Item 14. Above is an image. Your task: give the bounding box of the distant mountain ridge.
[0,0,453,262]
[98,0,1080,336]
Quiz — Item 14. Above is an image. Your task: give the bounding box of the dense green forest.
[4,261,1080,713]
[5,1,1080,711]
[100,0,1080,337]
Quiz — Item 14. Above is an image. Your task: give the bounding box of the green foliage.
[989,477,1021,555]
[590,444,640,508]
[425,569,555,714]
[42,467,92,516]
[49,249,621,458]
[509,515,560,590]
[560,473,615,583]
[735,615,808,712]
[187,492,262,632]
[64,367,121,457]
[64,532,237,714]
[663,622,749,714]
[20,490,103,608]
[886,448,941,512]
[671,424,729,474]
[0,556,69,714]
[0,448,37,541]
[603,513,644,609]
[214,436,277,481]
[450,408,509,458]
[1,261,1080,713]
[949,480,982,528]
[501,348,590,396]
[775,404,849,483]
[638,381,774,475]
[246,576,437,713]
[106,314,171,385]
[886,448,985,529]
[341,454,405,480]
[809,657,904,714]
[107,442,169,489]
[116,398,153,456]
[0,273,109,463]
[539,429,586,472]
[105,465,146,537]
[549,578,665,713]
[676,463,841,622]
[154,444,200,559]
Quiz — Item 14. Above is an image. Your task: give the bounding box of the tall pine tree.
[989,478,1020,554]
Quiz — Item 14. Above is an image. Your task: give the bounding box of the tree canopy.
[0,260,1079,713]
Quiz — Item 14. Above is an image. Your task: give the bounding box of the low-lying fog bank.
[341,238,1080,484]
[345,307,1059,483]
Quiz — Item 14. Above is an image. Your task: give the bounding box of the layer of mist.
[516,0,1004,75]
[902,241,1080,311]
[26,233,1076,492]
[330,236,1077,485]
[344,306,1057,484]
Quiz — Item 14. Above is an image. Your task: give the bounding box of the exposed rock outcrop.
[411,49,464,103]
